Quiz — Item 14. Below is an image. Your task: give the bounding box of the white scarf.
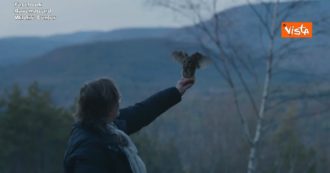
[107,123,147,173]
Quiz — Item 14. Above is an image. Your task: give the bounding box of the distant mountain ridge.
[0,27,176,66]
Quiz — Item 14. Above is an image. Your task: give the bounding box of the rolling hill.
[0,38,222,105]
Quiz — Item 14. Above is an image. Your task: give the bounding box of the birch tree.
[148,0,330,173]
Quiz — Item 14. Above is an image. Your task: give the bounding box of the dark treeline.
[0,83,329,173]
[0,83,72,173]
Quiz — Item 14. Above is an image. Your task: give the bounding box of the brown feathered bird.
[172,51,211,78]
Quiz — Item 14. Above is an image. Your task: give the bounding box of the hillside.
[0,38,222,105]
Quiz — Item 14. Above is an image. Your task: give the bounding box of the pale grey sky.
[0,0,254,38]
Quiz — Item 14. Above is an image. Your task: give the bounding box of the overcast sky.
[0,0,260,38]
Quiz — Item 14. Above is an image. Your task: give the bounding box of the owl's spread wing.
[191,52,212,69]
[172,51,188,64]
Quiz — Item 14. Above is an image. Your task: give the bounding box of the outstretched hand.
[176,78,195,95]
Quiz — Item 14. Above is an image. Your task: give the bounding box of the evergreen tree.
[0,82,73,173]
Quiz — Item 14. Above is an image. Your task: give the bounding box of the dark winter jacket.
[63,87,182,173]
